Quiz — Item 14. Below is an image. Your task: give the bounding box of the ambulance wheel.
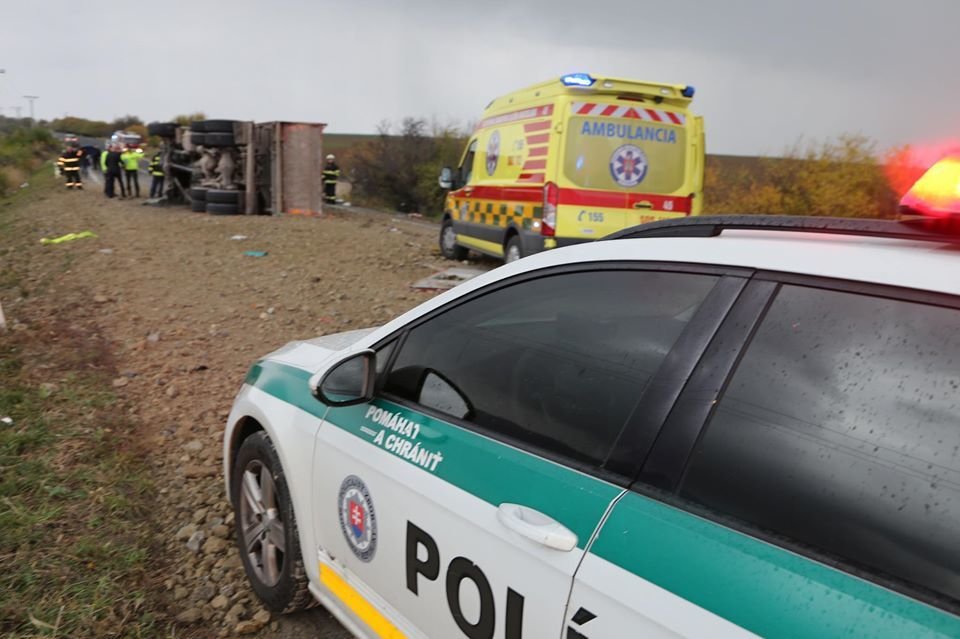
[440,219,467,260]
[232,432,313,614]
[504,235,523,263]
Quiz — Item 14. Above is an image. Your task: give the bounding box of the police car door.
[311,266,732,638]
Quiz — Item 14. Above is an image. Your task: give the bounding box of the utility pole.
[23,95,38,123]
[12,106,21,118]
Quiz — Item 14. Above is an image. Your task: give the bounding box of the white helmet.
[326,154,335,160]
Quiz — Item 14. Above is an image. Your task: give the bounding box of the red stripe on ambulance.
[571,102,686,125]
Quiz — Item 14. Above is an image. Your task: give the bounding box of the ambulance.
[439,73,705,262]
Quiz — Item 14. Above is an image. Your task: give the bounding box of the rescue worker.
[322,154,340,205]
[57,144,83,190]
[120,146,143,197]
[102,144,127,199]
[148,151,165,198]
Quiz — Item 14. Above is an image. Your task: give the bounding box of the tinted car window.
[681,285,960,603]
[383,270,718,466]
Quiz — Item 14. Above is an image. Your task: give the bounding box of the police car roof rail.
[606,215,960,244]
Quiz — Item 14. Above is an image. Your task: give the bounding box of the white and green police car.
[224,213,960,639]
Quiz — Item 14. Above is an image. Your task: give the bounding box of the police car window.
[680,285,960,605]
[383,270,718,467]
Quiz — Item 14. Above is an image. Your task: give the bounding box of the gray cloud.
[1,0,958,155]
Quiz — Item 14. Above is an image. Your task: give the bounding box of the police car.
[224,181,960,636]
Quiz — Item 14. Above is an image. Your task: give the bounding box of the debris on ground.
[411,266,487,291]
[230,235,248,241]
[243,250,268,257]
[40,230,98,245]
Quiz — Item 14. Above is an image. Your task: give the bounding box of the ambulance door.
[449,139,481,250]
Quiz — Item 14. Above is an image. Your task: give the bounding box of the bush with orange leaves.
[705,134,899,218]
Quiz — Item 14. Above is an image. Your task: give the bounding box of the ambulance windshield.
[563,110,687,193]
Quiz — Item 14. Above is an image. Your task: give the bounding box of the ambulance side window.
[382,269,719,469]
[460,139,477,186]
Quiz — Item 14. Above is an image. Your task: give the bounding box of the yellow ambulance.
[439,73,705,262]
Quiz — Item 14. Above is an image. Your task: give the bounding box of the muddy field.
[0,178,476,637]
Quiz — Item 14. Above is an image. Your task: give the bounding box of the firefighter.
[103,144,127,199]
[57,144,83,190]
[120,146,143,197]
[148,151,165,198]
[322,154,340,205]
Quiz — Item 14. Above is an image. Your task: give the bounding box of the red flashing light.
[899,155,960,217]
[542,182,558,236]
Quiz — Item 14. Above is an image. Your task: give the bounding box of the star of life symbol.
[338,475,377,562]
[609,144,648,187]
[486,130,500,176]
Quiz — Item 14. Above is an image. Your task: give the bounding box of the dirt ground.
[1,178,476,637]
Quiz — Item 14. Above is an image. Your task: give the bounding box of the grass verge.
[0,175,164,638]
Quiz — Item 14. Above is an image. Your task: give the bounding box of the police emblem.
[337,475,377,562]
[609,144,648,187]
[486,130,500,176]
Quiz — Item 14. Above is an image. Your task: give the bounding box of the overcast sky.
[2,0,958,156]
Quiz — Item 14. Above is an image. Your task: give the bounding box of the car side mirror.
[313,350,376,406]
[439,166,454,190]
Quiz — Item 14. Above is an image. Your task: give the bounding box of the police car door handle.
[496,503,578,552]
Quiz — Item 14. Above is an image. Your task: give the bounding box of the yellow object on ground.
[40,231,98,245]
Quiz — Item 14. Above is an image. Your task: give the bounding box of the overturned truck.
[146,119,327,215]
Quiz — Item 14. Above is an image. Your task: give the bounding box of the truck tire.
[190,132,207,146]
[206,189,240,205]
[199,120,239,134]
[203,132,236,147]
[439,219,468,260]
[147,122,177,138]
[207,202,240,215]
[190,121,207,133]
[190,187,207,212]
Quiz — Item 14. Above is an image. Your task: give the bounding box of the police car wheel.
[231,432,313,613]
[440,220,467,260]
[504,235,523,263]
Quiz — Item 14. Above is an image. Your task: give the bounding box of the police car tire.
[200,119,239,134]
[207,202,240,215]
[206,189,241,205]
[439,219,468,260]
[147,122,177,138]
[203,132,236,147]
[231,432,313,614]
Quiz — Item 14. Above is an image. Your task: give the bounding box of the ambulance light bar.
[561,73,596,87]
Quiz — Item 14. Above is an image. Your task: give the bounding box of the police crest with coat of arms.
[609,144,648,187]
[338,475,378,562]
